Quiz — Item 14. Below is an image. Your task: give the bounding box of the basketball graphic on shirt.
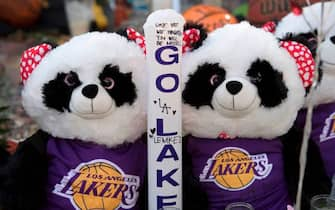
[72,162,124,210]
[200,147,273,191]
[213,149,255,190]
[53,159,140,210]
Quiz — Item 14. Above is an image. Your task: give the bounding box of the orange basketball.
[183,4,238,32]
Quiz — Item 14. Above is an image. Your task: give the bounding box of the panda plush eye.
[98,64,136,107]
[247,59,288,108]
[100,64,116,90]
[64,71,80,87]
[42,71,81,113]
[209,74,223,86]
[102,77,114,89]
[183,62,226,109]
[248,70,262,83]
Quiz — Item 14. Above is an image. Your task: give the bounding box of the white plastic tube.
[144,9,185,210]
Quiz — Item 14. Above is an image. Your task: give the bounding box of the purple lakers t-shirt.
[295,102,335,178]
[187,136,291,210]
[42,137,147,210]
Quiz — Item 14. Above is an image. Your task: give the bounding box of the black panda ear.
[43,41,58,49]
[280,31,318,57]
[183,22,208,51]
[116,27,132,41]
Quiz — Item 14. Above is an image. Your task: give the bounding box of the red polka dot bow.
[126,28,146,54]
[280,40,315,88]
[126,27,201,54]
[290,0,303,15]
[182,28,201,53]
[20,43,53,84]
[262,21,276,33]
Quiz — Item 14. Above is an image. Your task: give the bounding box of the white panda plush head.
[182,22,311,139]
[20,31,146,147]
[276,1,335,105]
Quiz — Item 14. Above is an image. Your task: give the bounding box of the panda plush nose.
[330,35,335,44]
[82,84,99,99]
[226,81,243,95]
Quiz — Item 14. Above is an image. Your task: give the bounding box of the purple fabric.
[42,137,146,210]
[295,102,335,178]
[187,136,291,210]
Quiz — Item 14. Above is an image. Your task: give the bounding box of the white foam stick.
[144,9,185,210]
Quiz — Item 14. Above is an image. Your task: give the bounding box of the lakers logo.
[320,112,335,143]
[53,159,140,210]
[200,147,272,191]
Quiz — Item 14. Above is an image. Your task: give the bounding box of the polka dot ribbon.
[126,27,146,54]
[20,43,52,84]
[290,0,303,16]
[126,27,201,54]
[280,40,315,88]
[262,21,276,33]
[182,28,201,53]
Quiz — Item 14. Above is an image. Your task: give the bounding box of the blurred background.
[0,0,323,152]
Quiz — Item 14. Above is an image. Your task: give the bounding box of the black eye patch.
[182,62,226,109]
[247,59,288,108]
[99,64,137,106]
[330,35,335,44]
[42,71,81,112]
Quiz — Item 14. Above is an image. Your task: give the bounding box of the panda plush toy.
[0,31,147,210]
[181,22,330,210]
[276,1,335,179]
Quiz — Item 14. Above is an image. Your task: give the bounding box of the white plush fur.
[276,2,335,106]
[22,32,147,147]
[182,22,305,139]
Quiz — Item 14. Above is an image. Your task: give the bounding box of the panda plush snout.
[69,83,115,119]
[212,77,260,118]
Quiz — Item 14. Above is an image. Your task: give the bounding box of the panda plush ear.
[261,23,316,89]
[280,40,315,89]
[19,43,54,84]
[280,32,318,57]
[117,27,146,54]
[262,20,317,57]
[262,21,277,33]
[183,23,208,52]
